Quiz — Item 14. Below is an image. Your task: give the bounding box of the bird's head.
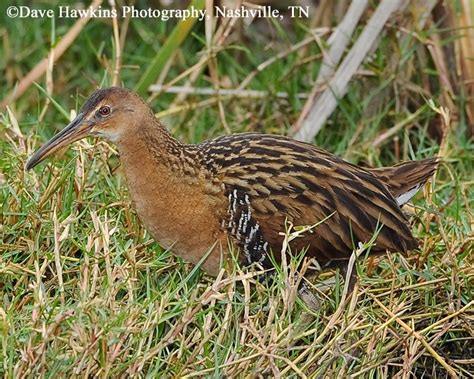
[26,87,148,170]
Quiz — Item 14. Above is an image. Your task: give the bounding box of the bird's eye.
[98,106,111,117]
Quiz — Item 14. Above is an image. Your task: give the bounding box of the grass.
[1,1,473,377]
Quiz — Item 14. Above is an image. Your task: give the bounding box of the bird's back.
[198,133,423,268]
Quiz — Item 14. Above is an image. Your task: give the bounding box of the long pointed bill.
[26,113,90,170]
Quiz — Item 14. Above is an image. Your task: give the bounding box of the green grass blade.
[33,82,70,120]
[134,0,205,95]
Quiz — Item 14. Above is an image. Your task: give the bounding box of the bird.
[26,86,439,282]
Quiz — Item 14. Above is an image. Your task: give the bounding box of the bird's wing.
[200,133,418,265]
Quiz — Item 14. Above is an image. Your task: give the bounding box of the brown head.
[26,87,151,170]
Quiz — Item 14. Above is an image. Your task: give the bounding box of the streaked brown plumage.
[26,87,439,277]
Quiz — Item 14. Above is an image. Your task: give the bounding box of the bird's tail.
[369,158,440,206]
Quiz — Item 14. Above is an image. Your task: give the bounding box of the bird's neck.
[116,120,199,176]
[112,119,226,274]
[113,117,210,226]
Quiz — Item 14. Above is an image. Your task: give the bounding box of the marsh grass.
[1,1,473,377]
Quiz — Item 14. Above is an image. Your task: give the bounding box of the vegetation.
[1,0,473,377]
